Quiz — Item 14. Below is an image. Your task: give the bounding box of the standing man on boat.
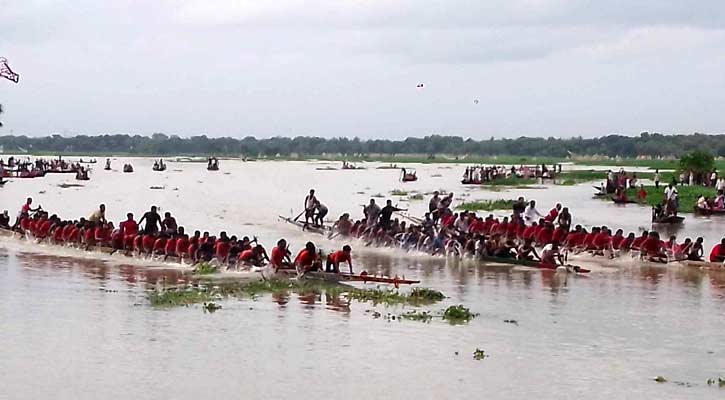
[303,189,317,225]
[363,199,381,228]
[523,200,543,226]
[428,191,441,221]
[139,205,162,235]
[13,197,41,229]
[88,204,106,224]
[379,200,406,231]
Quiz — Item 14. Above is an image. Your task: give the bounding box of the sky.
[1,0,725,139]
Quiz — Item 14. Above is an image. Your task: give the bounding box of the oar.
[292,209,306,222]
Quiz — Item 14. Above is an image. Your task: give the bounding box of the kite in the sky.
[0,58,20,83]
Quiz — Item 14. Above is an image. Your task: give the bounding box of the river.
[1,157,723,399]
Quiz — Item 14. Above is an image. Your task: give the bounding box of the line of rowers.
[4,197,355,275]
[319,193,725,265]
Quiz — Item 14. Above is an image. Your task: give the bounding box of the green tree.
[679,150,715,185]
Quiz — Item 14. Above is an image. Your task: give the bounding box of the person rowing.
[162,211,177,235]
[709,238,725,263]
[313,200,328,227]
[238,245,269,268]
[539,241,563,269]
[0,210,10,229]
[330,213,352,238]
[294,241,320,275]
[640,231,667,263]
[516,238,540,261]
[269,239,292,272]
[326,245,353,274]
[13,197,41,229]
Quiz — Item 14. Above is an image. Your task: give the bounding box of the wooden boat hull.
[278,216,332,235]
[478,255,589,273]
[693,206,725,216]
[652,215,685,224]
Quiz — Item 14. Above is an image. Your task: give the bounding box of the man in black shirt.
[379,200,406,231]
[139,205,162,235]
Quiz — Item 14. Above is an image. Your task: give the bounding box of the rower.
[139,206,162,235]
[14,197,41,229]
[119,213,139,251]
[540,241,563,269]
[294,242,320,274]
[689,237,705,261]
[709,238,725,263]
[516,238,539,261]
[88,204,106,224]
[326,245,353,274]
[428,191,440,220]
[363,199,381,228]
[162,211,178,235]
[640,231,667,263]
[270,239,292,272]
[0,210,10,229]
[379,200,406,231]
[331,213,352,237]
[238,245,269,268]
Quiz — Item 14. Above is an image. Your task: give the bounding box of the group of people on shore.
[1,197,355,275]
[461,164,556,184]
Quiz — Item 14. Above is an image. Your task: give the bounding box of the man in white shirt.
[664,184,678,202]
[523,200,543,226]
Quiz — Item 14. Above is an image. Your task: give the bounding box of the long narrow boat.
[477,255,590,273]
[304,271,419,286]
[693,206,725,216]
[278,215,332,235]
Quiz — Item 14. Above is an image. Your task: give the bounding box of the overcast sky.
[1,0,725,139]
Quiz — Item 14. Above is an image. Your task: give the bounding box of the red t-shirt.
[552,227,566,243]
[175,238,189,255]
[709,244,723,262]
[631,236,647,250]
[271,247,286,266]
[593,233,611,248]
[611,235,625,249]
[164,238,177,254]
[121,220,138,237]
[215,241,230,258]
[329,250,351,264]
[641,237,661,254]
[566,232,585,247]
[84,229,95,244]
[536,228,553,245]
[142,235,156,252]
[238,249,254,261]
[153,237,167,252]
[295,249,316,267]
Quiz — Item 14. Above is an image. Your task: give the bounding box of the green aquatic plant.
[390,189,409,196]
[408,287,446,304]
[654,376,667,383]
[203,302,222,313]
[473,348,489,360]
[400,310,433,322]
[149,287,218,307]
[706,377,725,387]
[408,193,424,201]
[442,305,479,324]
[192,262,219,275]
[456,199,515,212]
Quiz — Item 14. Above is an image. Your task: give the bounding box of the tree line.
[0,132,724,158]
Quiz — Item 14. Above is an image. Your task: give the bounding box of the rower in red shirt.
[631,231,649,251]
[709,238,725,262]
[294,242,320,274]
[152,236,167,255]
[173,235,189,262]
[535,223,554,246]
[326,245,353,274]
[544,203,561,223]
[564,226,586,249]
[610,229,625,250]
[83,226,96,247]
[640,232,667,262]
[52,224,65,243]
[214,239,231,264]
[552,226,567,244]
[522,222,537,240]
[239,245,269,267]
[142,234,156,255]
[164,236,177,257]
[592,228,612,252]
[68,224,81,243]
[269,239,291,272]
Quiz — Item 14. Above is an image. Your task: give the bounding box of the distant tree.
[679,150,715,184]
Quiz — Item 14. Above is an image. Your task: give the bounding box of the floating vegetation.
[473,348,489,360]
[442,305,479,324]
[192,262,219,275]
[203,302,222,313]
[371,193,385,198]
[408,287,446,304]
[149,186,165,190]
[560,179,577,186]
[390,189,409,196]
[149,287,218,307]
[408,193,424,201]
[456,199,514,212]
[503,319,518,325]
[654,376,667,383]
[57,183,84,188]
[400,310,433,322]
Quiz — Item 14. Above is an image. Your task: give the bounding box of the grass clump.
[409,287,446,303]
[192,262,219,275]
[473,348,489,360]
[442,305,479,324]
[203,302,222,313]
[400,310,433,322]
[408,193,424,201]
[149,287,218,307]
[390,189,409,196]
[456,199,514,212]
